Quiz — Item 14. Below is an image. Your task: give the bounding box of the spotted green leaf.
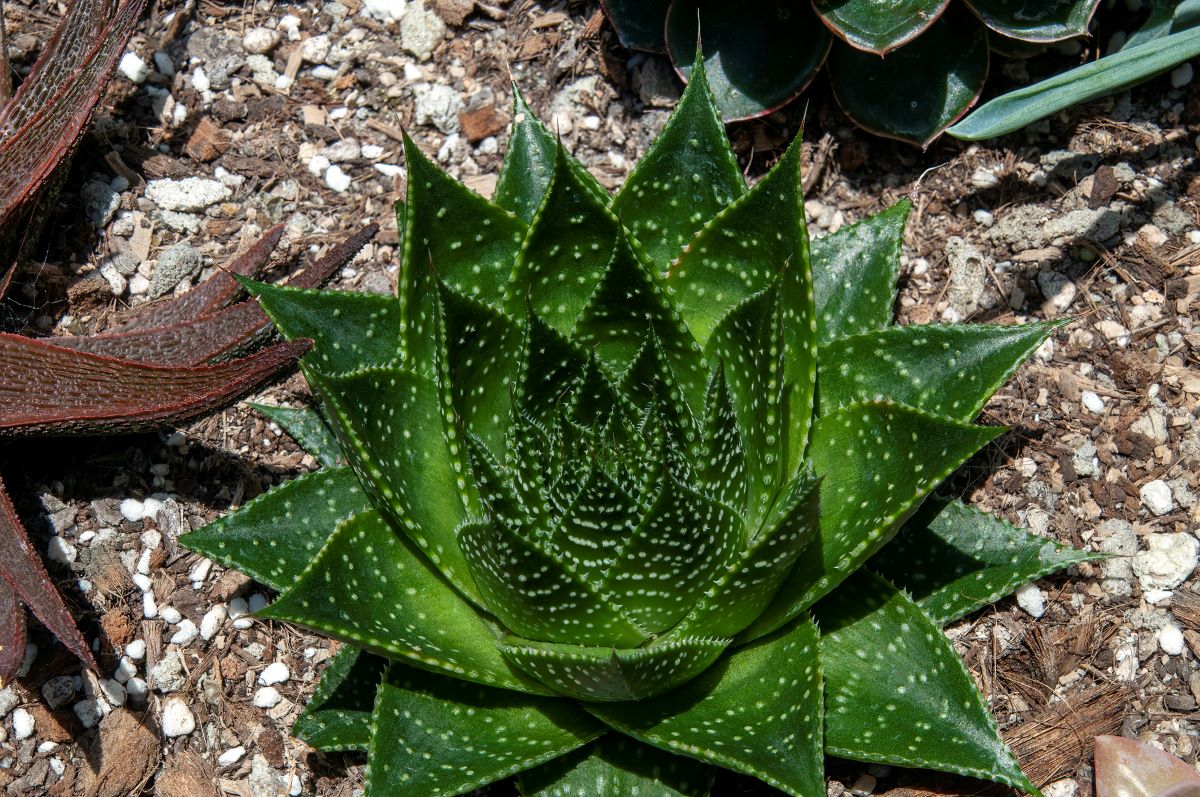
[811,199,909,345]
[311,367,480,601]
[589,617,824,797]
[365,663,603,797]
[180,466,369,591]
[249,402,343,467]
[518,736,715,797]
[873,498,1102,625]
[293,645,387,752]
[497,635,729,702]
[495,87,608,223]
[814,0,950,53]
[816,570,1036,794]
[612,52,745,271]
[549,467,640,584]
[696,365,747,513]
[260,509,548,694]
[818,321,1060,421]
[740,401,1004,641]
[965,0,1099,42]
[244,279,401,376]
[828,7,989,147]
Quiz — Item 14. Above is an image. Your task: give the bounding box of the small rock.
[170,619,199,646]
[1081,390,1105,413]
[944,237,988,318]
[242,27,280,54]
[399,1,445,61]
[118,52,149,83]
[125,678,148,701]
[325,165,352,193]
[99,679,126,707]
[82,179,121,227]
[253,687,282,708]
[161,698,196,737]
[1015,582,1046,618]
[218,746,247,767]
[321,139,362,163]
[1133,533,1199,590]
[1171,62,1194,88]
[11,708,34,740]
[149,243,203,299]
[114,657,137,683]
[199,605,227,641]
[46,536,77,565]
[41,676,75,710]
[298,34,332,63]
[0,688,20,717]
[970,167,1000,189]
[412,82,463,134]
[1158,623,1185,656]
[1044,208,1120,245]
[159,606,182,625]
[1043,779,1078,797]
[1037,271,1077,316]
[633,57,680,108]
[145,177,232,212]
[259,662,290,686]
[149,652,186,693]
[186,29,245,88]
[142,590,158,619]
[73,699,104,729]
[361,0,406,22]
[1140,480,1175,516]
[850,773,877,796]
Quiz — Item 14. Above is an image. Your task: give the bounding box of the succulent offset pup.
[183,61,1098,797]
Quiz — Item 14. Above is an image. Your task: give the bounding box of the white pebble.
[119,499,144,522]
[200,605,227,641]
[1158,623,1186,655]
[325,165,352,193]
[1081,391,1105,413]
[159,606,182,625]
[114,657,137,684]
[188,559,212,585]
[136,548,152,575]
[1015,582,1046,618]
[125,678,148,701]
[11,708,34,740]
[192,65,211,92]
[248,593,268,613]
[161,698,196,737]
[253,687,282,708]
[126,640,146,660]
[99,679,126,707]
[361,144,384,159]
[1140,480,1175,516]
[118,52,149,84]
[72,700,103,729]
[140,529,162,549]
[243,27,280,54]
[78,530,96,544]
[142,591,158,619]
[1144,589,1172,605]
[1171,62,1194,88]
[46,536,77,565]
[41,676,75,709]
[132,573,153,592]
[152,51,174,76]
[49,758,65,777]
[218,746,247,767]
[170,619,199,646]
[288,773,302,796]
[259,662,290,686]
[37,741,57,753]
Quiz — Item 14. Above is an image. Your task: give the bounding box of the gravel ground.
[0,1,1197,795]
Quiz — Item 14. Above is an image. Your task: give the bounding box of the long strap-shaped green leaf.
[816,571,1039,796]
[364,662,604,797]
[948,26,1200,140]
[518,736,715,797]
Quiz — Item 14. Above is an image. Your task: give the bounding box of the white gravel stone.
[189,558,212,585]
[145,177,232,212]
[37,741,57,754]
[200,605,227,641]
[412,82,462,134]
[42,676,75,709]
[248,593,269,613]
[299,34,332,63]
[1158,623,1186,655]
[361,0,406,22]
[132,573,152,592]
[10,708,33,740]
[152,51,174,76]
[1015,582,1046,618]
[125,678,148,701]
[46,536,77,565]
[161,698,196,737]
[1081,390,1105,413]
[114,656,137,683]
[253,687,282,708]
[219,745,247,767]
[259,662,290,686]
[1140,480,1175,516]
[1171,62,1194,88]
[170,619,199,646]
[119,498,144,522]
[242,27,280,54]
[191,65,211,92]
[325,165,352,193]
[118,52,149,83]
[136,548,152,575]
[1133,533,1199,590]
[99,679,127,707]
[73,700,103,729]
[399,1,445,60]
[1043,778,1078,797]
[142,591,158,619]
[0,688,19,717]
[159,606,182,624]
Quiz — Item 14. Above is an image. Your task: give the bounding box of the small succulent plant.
[184,60,1099,796]
[601,0,1100,145]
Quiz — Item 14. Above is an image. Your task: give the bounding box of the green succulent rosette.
[182,60,1099,797]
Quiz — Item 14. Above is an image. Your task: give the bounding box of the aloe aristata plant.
[183,60,1099,797]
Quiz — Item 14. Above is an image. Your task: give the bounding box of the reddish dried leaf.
[0,576,27,685]
[288,222,380,290]
[0,336,309,436]
[0,475,95,676]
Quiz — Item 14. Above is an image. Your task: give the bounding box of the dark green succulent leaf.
[365,662,604,797]
[814,0,951,54]
[589,616,824,797]
[697,365,747,513]
[516,313,590,426]
[249,402,343,467]
[518,736,715,797]
[811,199,909,344]
[739,401,1004,642]
[618,333,702,465]
[435,286,525,459]
[497,635,729,702]
[465,432,538,533]
[565,355,627,432]
[873,498,1101,625]
[573,235,709,421]
[611,52,745,270]
[965,0,1099,42]
[293,645,387,752]
[311,367,481,602]
[459,520,649,648]
[549,467,640,584]
[243,279,401,376]
[665,0,831,121]
[260,509,549,694]
[816,570,1036,794]
[495,86,609,223]
[674,470,819,639]
[600,0,671,52]
[180,466,369,591]
[601,474,742,634]
[818,321,1060,422]
[506,146,620,335]
[828,7,989,146]
[401,134,526,372]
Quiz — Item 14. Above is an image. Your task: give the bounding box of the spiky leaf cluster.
[183,61,1098,797]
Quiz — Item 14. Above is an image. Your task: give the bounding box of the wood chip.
[433,0,474,25]
[458,104,506,142]
[183,116,232,162]
[154,751,218,797]
[80,709,159,797]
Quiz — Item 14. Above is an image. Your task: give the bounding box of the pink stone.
[1094,736,1200,797]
